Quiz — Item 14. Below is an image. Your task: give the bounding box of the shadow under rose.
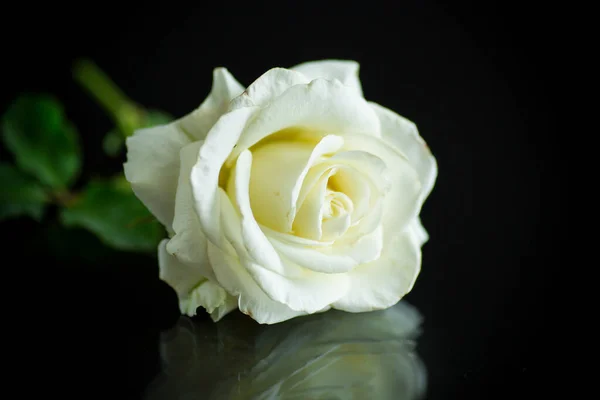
[144,301,426,400]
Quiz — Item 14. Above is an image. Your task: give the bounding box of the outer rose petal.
[158,240,236,321]
[341,134,422,238]
[190,106,259,248]
[124,67,244,230]
[124,124,191,230]
[408,217,429,246]
[291,59,363,97]
[369,102,437,206]
[332,231,421,312]
[181,281,238,322]
[166,141,217,282]
[207,241,311,324]
[158,239,204,297]
[178,68,245,140]
[227,78,381,164]
[269,225,383,274]
[230,68,309,110]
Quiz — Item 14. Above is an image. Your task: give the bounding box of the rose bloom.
[124,60,437,324]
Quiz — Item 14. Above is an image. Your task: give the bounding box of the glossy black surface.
[4,2,558,399]
[146,302,426,399]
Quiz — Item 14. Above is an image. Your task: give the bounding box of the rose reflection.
[144,302,426,399]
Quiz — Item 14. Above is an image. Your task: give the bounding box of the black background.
[3,1,559,399]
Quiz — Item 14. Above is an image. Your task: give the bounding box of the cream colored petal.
[207,241,306,324]
[124,123,191,230]
[292,169,356,242]
[159,240,235,320]
[243,256,349,314]
[268,225,383,275]
[222,152,350,313]
[178,68,245,140]
[291,59,363,97]
[369,102,437,206]
[327,167,371,223]
[227,78,380,164]
[321,211,352,242]
[243,135,344,233]
[180,279,225,316]
[342,134,421,238]
[328,150,390,193]
[292,169,333,240]
[179,280,238,322]
[231,150,286,276]
[229,68,310,110]
[158,239,205,297]
[332,231,421,312]
[166,141,215,282]
[189,106,258,249]
[293,150,386,231]
[408,217,429,246]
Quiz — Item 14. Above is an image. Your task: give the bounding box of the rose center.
[318,187,354,241]
[323,189,353,219]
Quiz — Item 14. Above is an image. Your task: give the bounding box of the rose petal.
[243,256,348,314]
[326,166,371,223]
[125,68,244,230]
[244,135,344,233]
[224,151,350,313]
[231,150,286,275]
[268,224,383,275]
[230,68,310,110]
[408,217,429,246]
[159,240,236,321]
[328,150,390,194]
[369,102,437,206]
[180,280,225,316]
[292,168,335,240]
[321,208,352,242]
[207,241,307,324]
[181,280,238,321]
[293,150,387,231]
[189,106,258,248]
[291,59,363,97]
[165,141,216,281]
[227,78,381,163]
[158,239,205,297]
[342,134,421,238]
[124,123,191,230]
[178,67,245,140]
[332,231,421,312]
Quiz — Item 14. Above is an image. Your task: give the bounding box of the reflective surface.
[145,302,426,399]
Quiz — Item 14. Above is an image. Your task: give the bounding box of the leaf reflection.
[144,302,426,400]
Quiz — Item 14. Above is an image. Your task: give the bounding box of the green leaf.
[59,179,165,252]
[1,94,81,189]
[0,163,48,221]
[102,109,173,156]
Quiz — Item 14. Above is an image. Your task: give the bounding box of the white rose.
[124,60,437,324]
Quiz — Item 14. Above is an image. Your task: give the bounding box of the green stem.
[72,59,143,137]
[72,59,129,116]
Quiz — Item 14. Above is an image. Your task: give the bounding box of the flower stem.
[72,58,143,137]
